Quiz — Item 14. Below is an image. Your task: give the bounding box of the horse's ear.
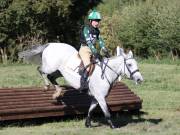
[127,50,133,58]
[116,46,125,56]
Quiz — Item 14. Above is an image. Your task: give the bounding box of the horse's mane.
[103,55,123,62]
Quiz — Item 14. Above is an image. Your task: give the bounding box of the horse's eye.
[127,64,132,67]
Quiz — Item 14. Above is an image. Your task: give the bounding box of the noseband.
[124,58,140,79]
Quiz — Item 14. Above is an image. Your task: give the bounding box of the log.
[0,82,142,121]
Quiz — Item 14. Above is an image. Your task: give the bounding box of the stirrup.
[79,80,87,90]
[79,86,88,93]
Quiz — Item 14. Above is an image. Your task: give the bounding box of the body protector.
[80,24,105,55]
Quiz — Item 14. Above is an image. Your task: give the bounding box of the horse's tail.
[18,43,49,64]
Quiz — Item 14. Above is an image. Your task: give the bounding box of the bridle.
[100,57,140,80]
[124,58,140,79]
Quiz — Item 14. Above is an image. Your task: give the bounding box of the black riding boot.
[79,70,89,92]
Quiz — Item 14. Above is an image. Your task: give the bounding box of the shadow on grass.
[0,110,162,129]
[91,111,162,128]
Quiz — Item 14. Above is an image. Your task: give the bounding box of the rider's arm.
[98,36,105,49]
[98,35,110,57]
[83,26,97,54]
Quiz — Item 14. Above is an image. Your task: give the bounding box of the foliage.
[98,0,180,59]
[99,0,142,54]
[100,14,121,54]
[0,0,102,62]
[0,0,180,62]
[119,0,180,58]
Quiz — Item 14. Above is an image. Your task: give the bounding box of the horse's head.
[116,46,143,84]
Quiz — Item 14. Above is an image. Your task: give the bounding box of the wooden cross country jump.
[0,82,142,121]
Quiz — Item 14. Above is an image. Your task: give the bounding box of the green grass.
[0,64,65,88]
[123,63,180,110]
[0,62,180,135]
[138,57,180,65]
[0,64,42,88]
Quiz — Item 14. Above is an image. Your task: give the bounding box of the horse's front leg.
[85,97,98,128]
[52,85,63,100]
[47,70,63,99]
[96,96,117,129]
[37,66,50,90]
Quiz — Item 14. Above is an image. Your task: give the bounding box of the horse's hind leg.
[85,97,98,128]
[47,70,63,99]
[95,96,116,129]
[37,66,50,90]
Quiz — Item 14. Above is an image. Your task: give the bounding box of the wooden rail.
[0,82,142,121]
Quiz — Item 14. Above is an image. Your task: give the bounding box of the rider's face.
[91,20,100,28]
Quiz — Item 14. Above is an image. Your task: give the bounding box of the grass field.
[0,62,180,135]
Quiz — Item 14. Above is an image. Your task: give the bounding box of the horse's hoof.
[110,125,117,129]
[52,93,60,100]
[85,125,92,128]
[85,123,92,128]
[44,85,50,91]
[85,117,91,128]
[52,89,63,99]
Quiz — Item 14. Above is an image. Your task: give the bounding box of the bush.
[121,0,180,58]
[1,0,179,62]
[0,0,102,62]
[99,0,180,59]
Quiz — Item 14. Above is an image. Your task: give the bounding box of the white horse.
[19,43,143,128]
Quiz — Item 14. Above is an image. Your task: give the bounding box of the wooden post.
[0,47,7,64]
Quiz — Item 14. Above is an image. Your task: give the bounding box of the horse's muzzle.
[136,78,143,84]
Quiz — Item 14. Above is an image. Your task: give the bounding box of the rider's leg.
[80,67,89,87]
[79,46,92,90]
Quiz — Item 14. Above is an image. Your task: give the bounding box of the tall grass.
[138,57,180,65]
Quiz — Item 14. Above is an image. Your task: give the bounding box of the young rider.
[79,9,110,90]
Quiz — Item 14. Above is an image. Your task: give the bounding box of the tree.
[0,0,102,62]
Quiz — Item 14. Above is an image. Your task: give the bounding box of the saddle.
[64,53,95,77]
[77,54,95,77]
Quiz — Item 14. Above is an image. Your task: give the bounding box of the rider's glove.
[102,47,110,58]
[94,53,102,60]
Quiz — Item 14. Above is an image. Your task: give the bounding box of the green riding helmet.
[88,10,101,20]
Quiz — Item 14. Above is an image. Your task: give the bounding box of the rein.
[99,57,140,81]
[100,59,120,79]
